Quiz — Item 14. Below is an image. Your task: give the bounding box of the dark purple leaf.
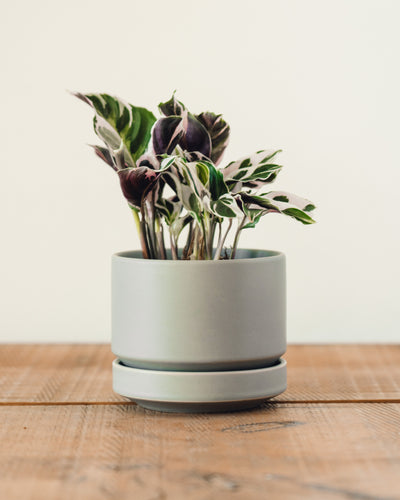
[179,114,211,158]
[196,112,230,165]
[118,167,158,207]
[152,116,184,155]
[183,150,211,162]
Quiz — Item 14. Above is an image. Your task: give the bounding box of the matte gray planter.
[112,248,287,413]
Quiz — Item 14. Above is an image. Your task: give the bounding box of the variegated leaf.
[157,94,212,158]
[89,145,117,171]
[164,158,210,220]
[160,156,179,171]
[222,149,282,193]
[118,167,158,207]
[173,158,209,200]
[74,92,156,167]
[263,191,316,213]
[242,212,263,229]
[170,213,193,242]
[182,150,211,163]
[196,112,230,165]
[209,193,242,219]
[152,116,185,155]
[155,195,182,224]
[159,92,186,116]
[200,160,228,200]
[136,152,160,170]
[240,191,316,225]
[165,170,203,219]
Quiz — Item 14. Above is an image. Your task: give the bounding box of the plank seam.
[0,399,399,406]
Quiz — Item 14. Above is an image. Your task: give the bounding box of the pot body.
[112,249,286,372]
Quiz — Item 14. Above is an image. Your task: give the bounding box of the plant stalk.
[182,220,193,260]
[214,219,232,260]
[155,217,166,260]
[131,207,149,259]
[231,215,247,260]
[169,232,178,260]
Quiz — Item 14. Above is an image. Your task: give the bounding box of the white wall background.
[1,0,399,343]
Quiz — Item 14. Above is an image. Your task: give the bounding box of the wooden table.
[1,345,399,500]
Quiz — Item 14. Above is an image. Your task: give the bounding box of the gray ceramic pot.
[112,249,287,412]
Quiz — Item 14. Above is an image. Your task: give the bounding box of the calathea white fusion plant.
[74,92,316,260]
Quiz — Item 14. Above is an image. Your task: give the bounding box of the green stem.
[130,207,141,235]
[169,232,178,260]
[214,219,232,260]
[182,221,193,260]
[131,206,149,258]
[208,217,217,258]
[192,225,200,260]
[199,217,209,260]
[231,215,247,260]
[155,217,166,260]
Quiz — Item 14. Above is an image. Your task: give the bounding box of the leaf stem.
[182,220,193,259]
[231,215,247,260]
[155,217,166,259]
[131,206,149,258]
[214,219,232,260]
[169,232,178,260]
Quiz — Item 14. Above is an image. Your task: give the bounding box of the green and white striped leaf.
[164,158,215,221]
[242,212,263,229]
[170,213,193,242]
[158,92,186,116]
[263,191,316,213]
[74,92,156,168]
[222,149,283,193]
[175,159,209,201]
[200,160,229,200]
[155,195,182,224]
[166,157,241,220]
[240,191,316,225]
[89,144,116,170]
[208,193,242,219]
[166,169,204,220]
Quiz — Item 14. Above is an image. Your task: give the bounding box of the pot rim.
[112,248,285,264]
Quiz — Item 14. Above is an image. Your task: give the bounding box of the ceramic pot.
[112,248,287,412]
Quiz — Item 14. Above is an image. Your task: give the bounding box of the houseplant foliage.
[74,92,316,260]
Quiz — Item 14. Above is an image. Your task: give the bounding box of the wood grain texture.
[0,403,399,500]
[1,345,400,500]
[1,344,400,403]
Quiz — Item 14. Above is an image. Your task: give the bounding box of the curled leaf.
[118,167,158,207]
[179,114,212,158]
[196,112,230,165]
[89,145,117,171]
[73,92,156,167]
[157,94,212,157]
[152,116,185,155]
[159,92,186,116]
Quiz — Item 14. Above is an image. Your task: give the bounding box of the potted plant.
[74,91,316,412]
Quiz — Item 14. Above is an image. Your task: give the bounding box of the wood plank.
[0,403,399,500]
[0,344,400,403]
[0,344,121,403]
